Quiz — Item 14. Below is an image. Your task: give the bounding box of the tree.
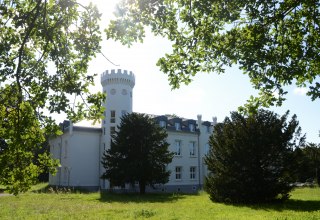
[101,113,173,194]
[106,0,320,108]
[205,109,304,203]
[0,0,105,195]
[293,143,320,185]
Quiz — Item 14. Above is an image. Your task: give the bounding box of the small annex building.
[49,69,217,192]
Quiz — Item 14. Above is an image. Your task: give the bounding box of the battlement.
[101,69,135,88]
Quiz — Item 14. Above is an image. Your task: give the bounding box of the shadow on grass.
[232,199,320,212]
[99,191,190,203]
[30,183,190,203]
[31,184,95,194]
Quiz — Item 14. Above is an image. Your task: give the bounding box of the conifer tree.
[101,113,173,194]
[205,109,304,203]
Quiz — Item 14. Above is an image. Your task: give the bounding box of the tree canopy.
[205,109,304,203]
[0,0,104,194]
[101,113,173,194]
[106,0,320,108]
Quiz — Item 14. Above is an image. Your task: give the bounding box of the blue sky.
[76,0,320,143]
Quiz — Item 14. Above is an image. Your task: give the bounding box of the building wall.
[49,128,101,189]
[197,120,215,186]
[166,131,200,187]
[49,69,217,193]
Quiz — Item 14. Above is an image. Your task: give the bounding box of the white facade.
[49,69,217,192]
[49,125,101,189]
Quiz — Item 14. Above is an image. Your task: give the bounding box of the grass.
[0,184,319,220]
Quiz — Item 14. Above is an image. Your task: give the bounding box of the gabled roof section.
[140,113,200,133]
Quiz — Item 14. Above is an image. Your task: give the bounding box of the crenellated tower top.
[101,69,135,88]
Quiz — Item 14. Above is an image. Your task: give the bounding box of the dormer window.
[189,124,195,132]
[175,122,181,131]
[159,120,166,128]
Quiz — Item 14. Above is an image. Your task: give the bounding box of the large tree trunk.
[139,181,146,194]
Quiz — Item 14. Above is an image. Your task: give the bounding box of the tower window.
[122,89,127,95]
[110,110,116,123]
[110,88,116,95]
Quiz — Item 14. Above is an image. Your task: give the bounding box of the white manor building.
[49,69,217,192]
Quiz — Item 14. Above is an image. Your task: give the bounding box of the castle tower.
[100,69,135,189]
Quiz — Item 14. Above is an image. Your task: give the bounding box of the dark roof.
[59,114,213,135]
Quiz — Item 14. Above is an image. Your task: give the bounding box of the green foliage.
[293,143,320,184]
[106,0,320,108]
[205,109,304,203]
[0,0,105,194]
[101,113,173,194]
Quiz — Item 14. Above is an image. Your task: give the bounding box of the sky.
[72,0,320,143]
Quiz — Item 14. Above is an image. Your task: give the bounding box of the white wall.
[198,124,213,185]
[166,131,200,186]
[49,128,101,188]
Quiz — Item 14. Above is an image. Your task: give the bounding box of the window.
[206,125,210,133]
[122,89,127,95]
[175,166,182,180]
[189,123,195,132]
[174,140,181,156]
[189,141,196,156]
[175,122,181,131]
[110,88,116,95]
[103,143,106,151]
[159,120,166,128]
[190,167,196,179]
[110,110,116,123]
[110,126,116,136]
[103,127,106,135]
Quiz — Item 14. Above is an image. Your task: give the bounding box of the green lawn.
[0,184,319,220]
